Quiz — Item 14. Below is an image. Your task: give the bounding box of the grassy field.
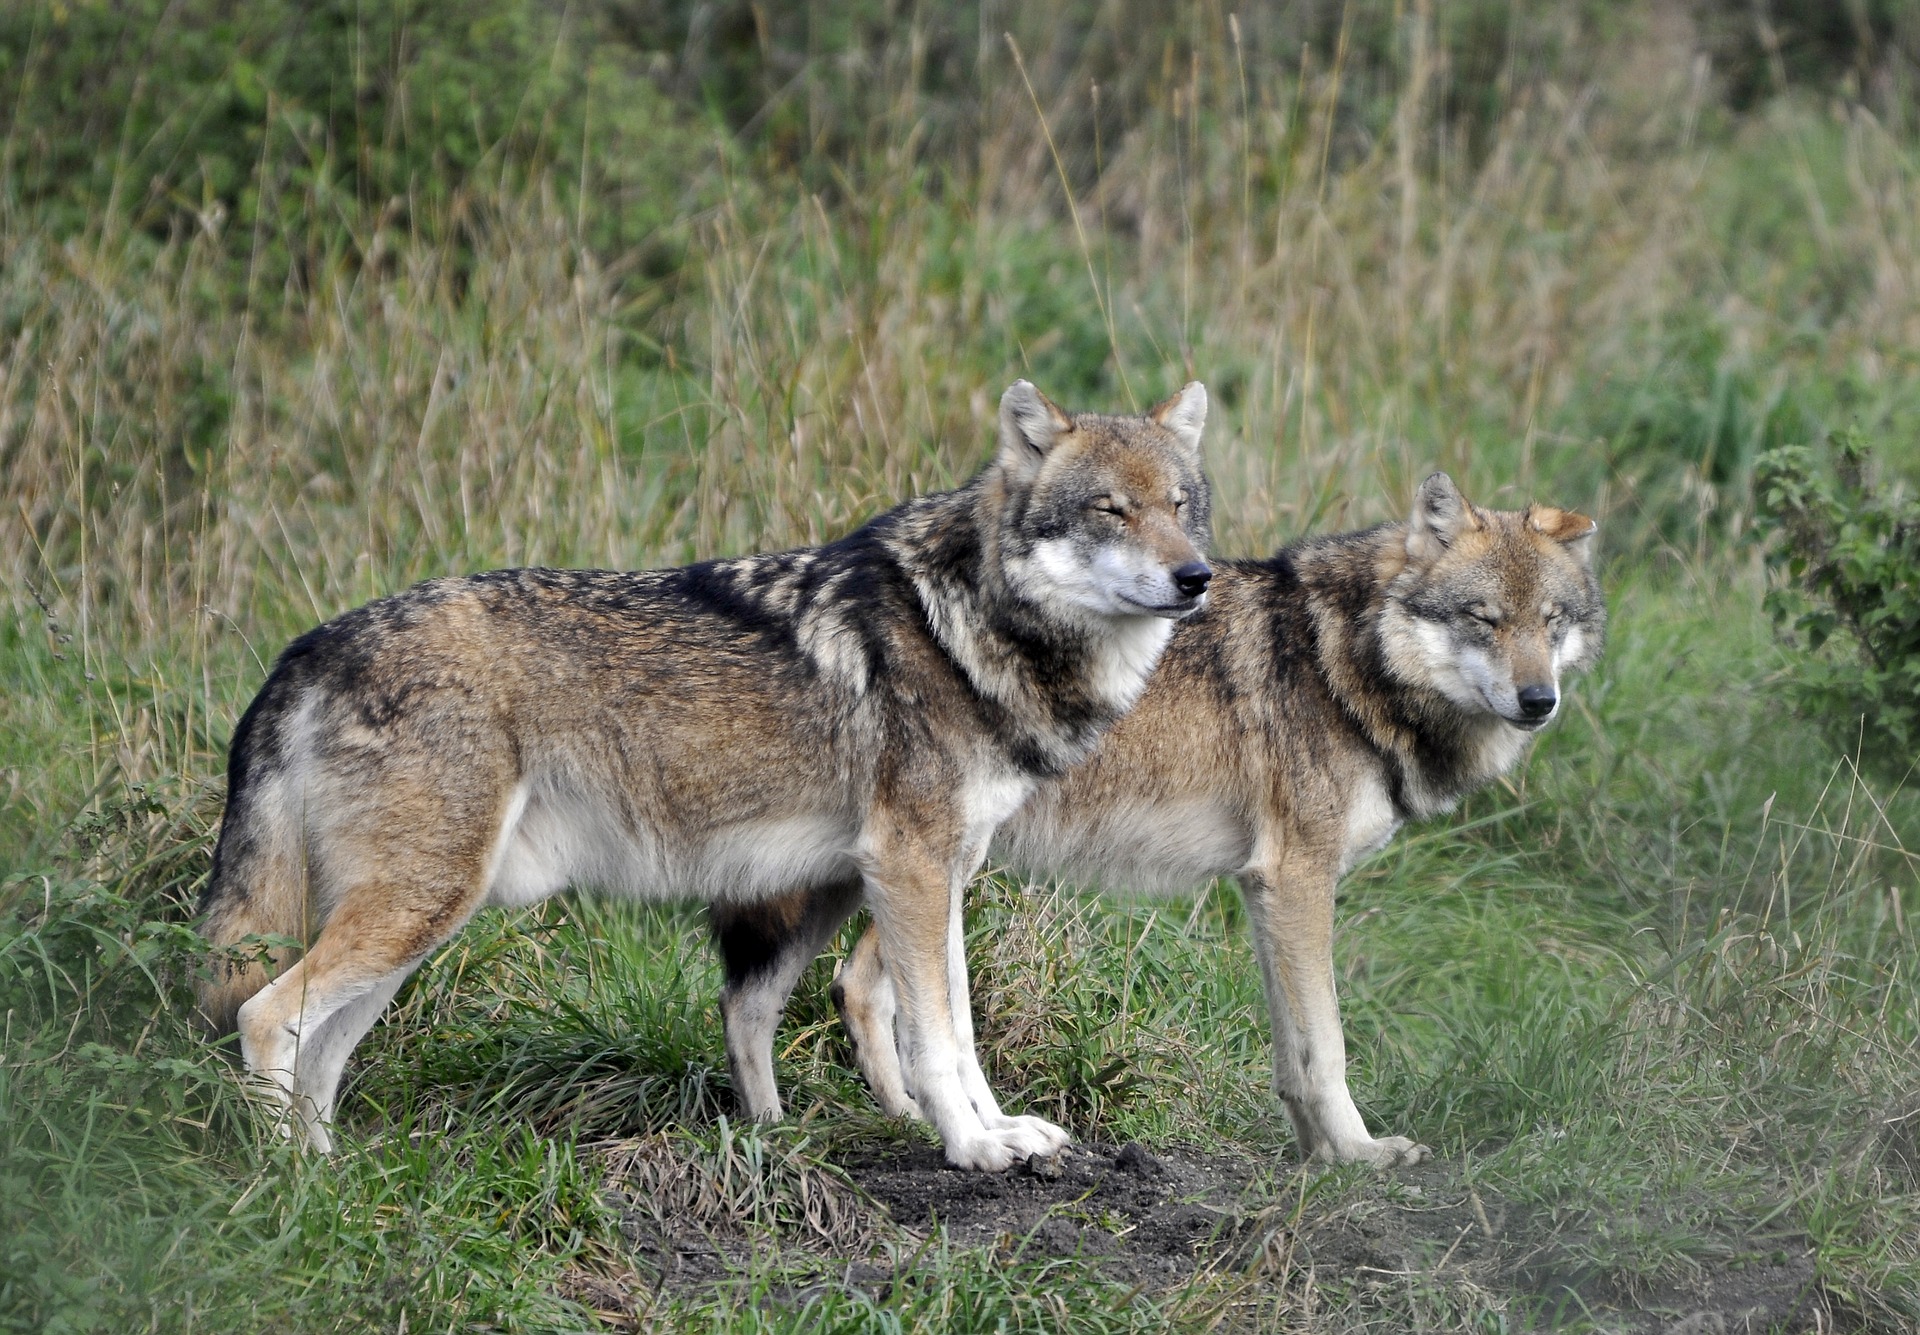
[3,3,1918,1330]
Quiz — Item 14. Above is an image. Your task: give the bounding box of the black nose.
[1172,562,1212,599]
[1517,685,1557,719]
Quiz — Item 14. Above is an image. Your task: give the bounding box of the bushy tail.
[196,699,316,1034]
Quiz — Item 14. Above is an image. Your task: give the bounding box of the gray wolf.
[711,472,1604,1165]
[197,380,1214,1171]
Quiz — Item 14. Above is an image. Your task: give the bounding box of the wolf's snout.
[1172,562,1212,599]
[1516,684,1557,720]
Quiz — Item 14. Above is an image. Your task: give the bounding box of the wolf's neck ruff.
[1286,534,1513,820]
[888,478,1173,781]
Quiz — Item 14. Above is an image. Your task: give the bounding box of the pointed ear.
[1148,381,1207,456]
[1528,504,1599,566]
[1406,472,1478,563]
[998,380,1072,480]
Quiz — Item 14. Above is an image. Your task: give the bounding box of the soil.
[843,1140,1248,1286]
[579,1141,1834,1332]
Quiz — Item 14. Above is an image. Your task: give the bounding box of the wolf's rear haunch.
[197,670,323,1035]
[197,378,1214,1170]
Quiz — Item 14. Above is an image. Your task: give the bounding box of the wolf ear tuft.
[998,380,1072,479]
[1148,381,1208,456]
[1528,505,1599,564]
[1406,472,1477,562]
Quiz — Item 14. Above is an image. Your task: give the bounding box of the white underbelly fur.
[995,798,1253,896]
[995,770,1405,895]
[486,784,858,907]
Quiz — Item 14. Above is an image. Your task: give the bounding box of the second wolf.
[713,473,1604,1165]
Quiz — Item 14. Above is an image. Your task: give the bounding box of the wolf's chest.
[1338,772,1403,875]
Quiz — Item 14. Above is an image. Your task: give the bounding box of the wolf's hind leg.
[292,962,418,1135]
[715,880,864,1121]
[829,924,922,1120]
[1239,863,1430,1168]
[237,863,491,1151]
[237,946,393,1151]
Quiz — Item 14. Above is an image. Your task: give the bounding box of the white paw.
[301,1118,335,1155]
[1320,1134,1430,1168]
[942,1120,1069,1172]
[983,1112,1071,1157]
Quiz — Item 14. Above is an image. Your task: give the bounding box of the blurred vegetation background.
[2,2,1918,1331]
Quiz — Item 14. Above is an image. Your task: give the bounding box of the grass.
[4,2,1919,1330]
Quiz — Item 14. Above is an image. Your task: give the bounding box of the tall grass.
[3,3,1918,1330]
[11,9,1920,821]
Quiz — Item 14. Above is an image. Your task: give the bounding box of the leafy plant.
[0,0,715,270]
[1754,428,1920,778]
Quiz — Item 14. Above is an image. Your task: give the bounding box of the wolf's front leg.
[863,838,1062,1171]
[1239,863,1430,1167]
[943,875,1068,1155]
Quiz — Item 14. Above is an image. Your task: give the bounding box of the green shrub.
[1754,428,1920,779]
[0,0,714,261]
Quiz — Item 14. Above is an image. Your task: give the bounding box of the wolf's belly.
[485,783,858,906]
[993,799,1253,895]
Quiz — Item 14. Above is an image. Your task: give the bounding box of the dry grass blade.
[592,1126,894,1257]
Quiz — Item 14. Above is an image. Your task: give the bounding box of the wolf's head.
[1381,472,1604,731]
[995,380,1214,624]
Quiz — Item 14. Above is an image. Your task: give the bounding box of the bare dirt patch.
[841,1140,1250,1285]
[836,1143,1832,1332]
[577,1138,1833,1332]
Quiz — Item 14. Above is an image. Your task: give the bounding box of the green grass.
[4,2,1920,1330]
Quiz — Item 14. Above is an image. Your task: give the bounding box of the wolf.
[196,379,1214,1171]
[710,473,1604,1166]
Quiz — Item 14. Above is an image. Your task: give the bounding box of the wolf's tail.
[196,689,317,1034]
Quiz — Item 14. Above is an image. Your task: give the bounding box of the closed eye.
[1090,498,1126,517]
[1464,606,1500,626]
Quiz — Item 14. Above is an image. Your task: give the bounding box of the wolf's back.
[196,645,323,1033]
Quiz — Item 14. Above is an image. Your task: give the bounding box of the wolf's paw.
[1370,1135,1431,1167]
[239,1071,332,1152]
[983,1112,1072,1158]
[943,1118,1072,1172]
[258,1103,334,1154]
[1321,1135,1429,1168]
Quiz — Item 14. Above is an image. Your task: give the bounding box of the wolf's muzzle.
[1172,562,1212,599]
[1516,684,1557,721]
